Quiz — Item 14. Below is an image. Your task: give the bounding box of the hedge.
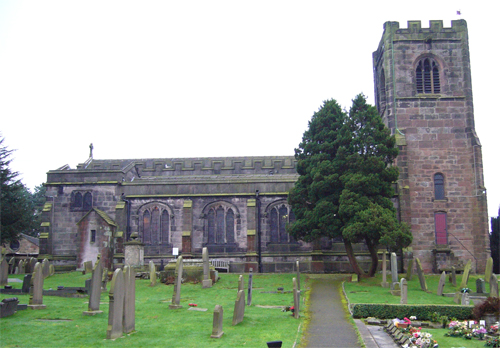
[352,303,473,320]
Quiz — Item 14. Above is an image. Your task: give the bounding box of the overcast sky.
[1,1,499,220]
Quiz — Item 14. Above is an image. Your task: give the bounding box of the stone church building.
[39,20,489,274]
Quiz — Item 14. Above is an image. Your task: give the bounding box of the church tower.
[373,20,489,272]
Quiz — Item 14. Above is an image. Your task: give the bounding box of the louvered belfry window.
[416,58,440,94]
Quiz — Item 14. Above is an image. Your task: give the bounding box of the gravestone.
[453,291,461,304]
[29,258,37,273]
[169,256,183,309]
[22,274,32,293]
[390,252,398,287]
[149,261,156,287]
[437,271,446,296]
[17,260,25,275]
[28,262,46,309]
[461,292,470,306]
[49,264,55,276]
[490,274,499,298]
[380,251,389,288]
[449,266,457,287]
[0,258,8,286]
[485,257,493,283]
[232,290,245,325]
[247,269,253,306]
[210,305,224,338]
[459,260,472,289]
[202,247,212,288]
[476,278,486,294]
[83,259,103,315]
[0,297,19,318]
[238,275,244,292]
[415,258,427,291]
[123,265,136,334]
[406,259,413,281]
[85,278,92,295]
[102,268,108,291]
[400,278,407,305]
[83,261,93,275]
[107,268,125,339]
[42,258,50,278]
[296,260,301,291]
[8,258,15,274]
[293,277,300,319]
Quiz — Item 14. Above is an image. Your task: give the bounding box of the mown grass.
[1,272,305,348]
[344,272,486,305]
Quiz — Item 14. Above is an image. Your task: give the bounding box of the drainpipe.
[121,196,132,241]
[256,190,262,273]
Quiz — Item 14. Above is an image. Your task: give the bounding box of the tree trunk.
[344,240,365,276]
[365,238,379,277]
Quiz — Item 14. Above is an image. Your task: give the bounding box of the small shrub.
[472,297,500,320]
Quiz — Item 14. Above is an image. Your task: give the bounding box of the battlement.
[383,19,467,33]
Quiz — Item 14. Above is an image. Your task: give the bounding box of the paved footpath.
[304,275,398,348]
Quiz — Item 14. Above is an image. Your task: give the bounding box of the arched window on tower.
[434,173,445,200]
[416,58,440,94]
[377,68,387,113]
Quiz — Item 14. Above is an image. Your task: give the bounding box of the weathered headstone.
[232,290,245,325]
[123,265,136,334]
[169,256,183,309]
[0,258,8,286]
[415,258,427,291]
[22,274,32,293]
[102,268,108,291]
[106,268,125,339]
[380,251,389,288]
[293,277,300,318]
[296,260,301,291]
[29,258,37,273]
[210,305,224,338]
[238,275,244,292]
[17,260,25,275]
[406,259,413,281]
[83,260,93,275]
[42,258,50,278]
[8,258,15,274]
[485,257,493,284]
[49,264,55,276]
[461,292,470,306]
[437,271,446,296]
[400,278,407,304]
[476,278,486,294]
[453,291,461,304]
[28,262,46,309]
[490,274,499,298]
[83,259,103,315]
[149,261,156,287]
[449,266,457,287]
[0,297,19,318]
[247,269,253,306]
[459,260,472,289]
[202,247,212,288]
[390,252,398,288]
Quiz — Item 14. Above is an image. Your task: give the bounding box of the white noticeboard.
[173,248,179,256]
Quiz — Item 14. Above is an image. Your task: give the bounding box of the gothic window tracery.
[416,58,440,94]
[71,191,92,211]
[267,202,295,244]
[204,202,237,245]
[139,203,171,245]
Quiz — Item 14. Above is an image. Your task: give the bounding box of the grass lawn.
[1,272,305,348]
[344,272,484,305]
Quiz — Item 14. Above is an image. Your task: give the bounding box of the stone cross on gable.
[89,143,93,158]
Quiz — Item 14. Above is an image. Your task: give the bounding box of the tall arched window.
[204,204,236,245]
[139,203,172,245]
[83,192,92,210]
[377,68,386,113]
[434,173,445,200]
[416,58,440,94]
[71,191,92,211]
[267,202,295,244]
